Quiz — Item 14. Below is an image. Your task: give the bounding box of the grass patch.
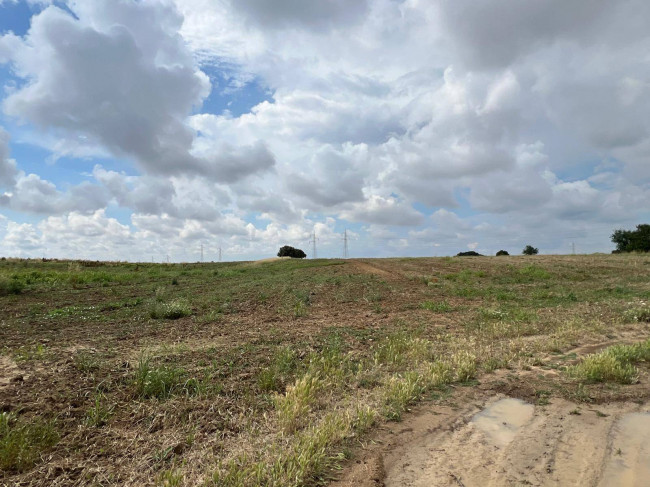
[134,355,205,399]
[74,351,100,373]
[624,307,650,323]
[149,299,192,320]
[373,333,432,367]
[0,413,59,473]
[452,350,478,382]
[420,300,452,312]
[274,373,322,433]
[382,372,425,421]
[258,346,299,392]
[209,411,354,487]
[567,339,650,384]
[0,277,25,296]
[84,393,114,428]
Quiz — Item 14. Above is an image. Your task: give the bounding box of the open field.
[1,254,650,486]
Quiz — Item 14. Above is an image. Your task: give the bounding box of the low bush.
[496,250,509,256]
[0,277,25,296]
[277,246,307,259]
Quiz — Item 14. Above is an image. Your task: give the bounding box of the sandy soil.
[0,355,24,392]
[332,391,650,487]
[334,392,650,487]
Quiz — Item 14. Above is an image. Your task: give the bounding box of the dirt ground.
[333,352,650,487]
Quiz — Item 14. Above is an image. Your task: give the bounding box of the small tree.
[496,250,509,256]
[277,246,306,259]
[522,245,538,255]
[611,224,650,253]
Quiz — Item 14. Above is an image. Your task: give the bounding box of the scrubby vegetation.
[611,223,650,253]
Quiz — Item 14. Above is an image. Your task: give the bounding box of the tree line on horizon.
[276,224,649,260]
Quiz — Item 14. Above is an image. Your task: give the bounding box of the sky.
[0,0,648,262]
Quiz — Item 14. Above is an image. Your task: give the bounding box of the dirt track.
[334,390,650,487]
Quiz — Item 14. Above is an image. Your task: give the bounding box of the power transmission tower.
[218,246,222,262]
[200,243,204,262]
[311,231,317,259]
[572,242,576,255]
[343,229,349,259]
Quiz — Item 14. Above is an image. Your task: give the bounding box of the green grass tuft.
[420,300,452,312]
[0,413,59,473]
[568,339,650,384]
[134,355,204,399]
[149,299,191,320]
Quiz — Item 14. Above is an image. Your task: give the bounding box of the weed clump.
[623,307,650,323]
[382,372,425,421]
[0,277,25,296]
[274,373,322,433]
[453,350,478,382]
[84,394,114,427]
[149,299,191,319]
[134,356,202,399]
[420,300,452,312]
[258,346,299,392]
[0,413,59,473]
[568,339,650,384]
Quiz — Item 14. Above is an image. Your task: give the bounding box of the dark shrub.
[277,246,307,259]
[611,224,650,253]
[522,245,539,255]
[456,251,482,257]
[496,250,509,256]
[0,278,25,296]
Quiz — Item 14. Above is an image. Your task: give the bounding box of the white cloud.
[1,0,649,259]
[0,127,18,188]
[340,195,424,227]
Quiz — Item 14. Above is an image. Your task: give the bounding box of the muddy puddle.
[471,397,534,447]
[599,412,650,486]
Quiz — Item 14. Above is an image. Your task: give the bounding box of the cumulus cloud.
[0,127,18,188]
[0,0,275,183]
[340,195,424,227]
[1,173,109,214]
[229,0,369,30]
[286,144,366,208]
[1,0,649,259]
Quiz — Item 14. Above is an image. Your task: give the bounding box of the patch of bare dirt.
[0,355,24,392]
[348,260,401,280]
[335,391,650,487]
